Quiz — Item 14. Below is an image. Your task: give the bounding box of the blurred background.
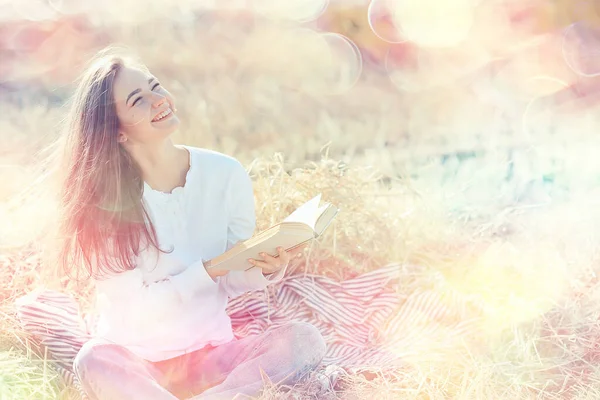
[2,0,600,214]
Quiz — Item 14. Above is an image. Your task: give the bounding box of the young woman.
[56,48,326,399]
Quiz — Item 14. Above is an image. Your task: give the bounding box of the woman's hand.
[203,258,230,281]
[205,267,229,281]
[248,245,305,275]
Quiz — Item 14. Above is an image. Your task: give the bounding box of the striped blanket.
[15,263,480,398]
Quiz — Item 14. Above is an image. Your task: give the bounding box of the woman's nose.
[152,95,167,108]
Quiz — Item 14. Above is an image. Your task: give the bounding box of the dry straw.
[2,148,600,398]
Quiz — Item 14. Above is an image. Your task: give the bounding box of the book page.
[207,194,339,271]
[282,194,322,229]
[315,204,339,236]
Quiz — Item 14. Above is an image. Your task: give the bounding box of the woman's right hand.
[203,259,230,281]
[206,267,229,281]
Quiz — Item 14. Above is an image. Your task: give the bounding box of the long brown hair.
[55,48,166,281]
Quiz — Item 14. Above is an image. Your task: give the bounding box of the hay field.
[2,0,600,398]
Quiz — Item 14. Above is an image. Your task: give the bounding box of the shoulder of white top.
[182,146,241,169]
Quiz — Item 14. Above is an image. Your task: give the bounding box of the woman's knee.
[74,340,121,378]
[288,322,327,365]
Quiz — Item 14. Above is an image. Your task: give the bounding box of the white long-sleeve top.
[91,146,287,362]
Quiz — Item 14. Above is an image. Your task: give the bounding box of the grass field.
[2,1,600,398]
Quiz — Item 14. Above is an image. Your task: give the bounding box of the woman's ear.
[117,132,128,143]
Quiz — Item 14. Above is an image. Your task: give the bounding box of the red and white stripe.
[15,262,482,396]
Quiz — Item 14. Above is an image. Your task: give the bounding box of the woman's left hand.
[248,246,304,275]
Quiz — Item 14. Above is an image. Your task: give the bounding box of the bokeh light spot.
[367,0,405,43]
[302,32,363,95]
[240,27,361,95]
[390,0,476,48]
[562,22,600,77]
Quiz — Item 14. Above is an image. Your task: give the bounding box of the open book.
[205,194,339,272]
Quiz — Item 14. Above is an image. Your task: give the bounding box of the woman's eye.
[152,83,160,90]
[132,97,143,106]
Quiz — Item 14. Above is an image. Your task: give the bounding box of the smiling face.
[112,65,180,144]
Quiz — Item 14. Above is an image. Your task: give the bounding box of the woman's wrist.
[205,266,229,280]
